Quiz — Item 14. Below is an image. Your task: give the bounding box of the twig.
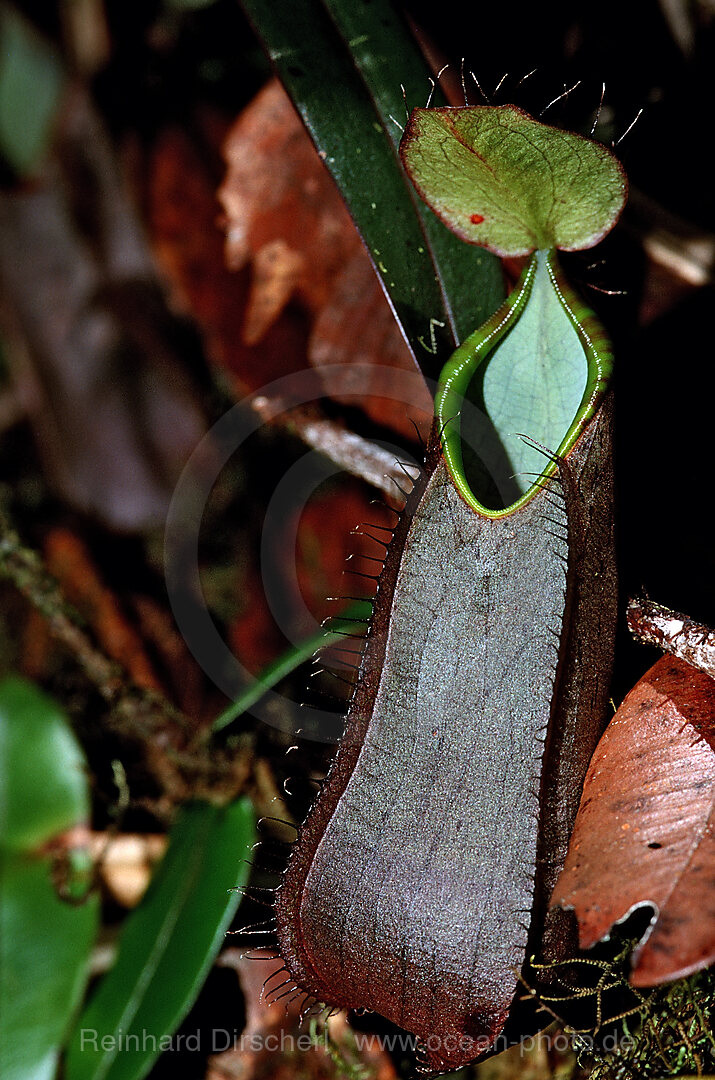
[0,508,124,698]
[627,596,715,682]
[0,507,250,805]
[250,396,418,502]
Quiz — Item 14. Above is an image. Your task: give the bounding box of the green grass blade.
[320,0,504,346]
[211,597,372,734]
[65,798,256,1080]
[240,0,503,379]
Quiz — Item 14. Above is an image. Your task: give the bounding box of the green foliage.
[589,971,715,1080]
[526,937,715,1080]
[65,798,255,1080]
[400,105,627,256]
[0,4,64,176]
[212,598,372,734]
[0,676,99,1080]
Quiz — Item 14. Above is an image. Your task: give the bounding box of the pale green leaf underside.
[481,252,586,491]
[400,105,627,256]
[437,250,612,515]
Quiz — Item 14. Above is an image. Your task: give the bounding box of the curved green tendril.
[435,249,613,518]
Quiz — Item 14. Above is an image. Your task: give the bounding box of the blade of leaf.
[400,105,627,256]
[239,0,504,378]
[65,798,256,1080]
[0,6,64,176]
[553,656,715,986]
[211,598,372,734]
[0,676,99,1080]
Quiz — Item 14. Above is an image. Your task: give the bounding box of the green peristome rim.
[435,249,613,518]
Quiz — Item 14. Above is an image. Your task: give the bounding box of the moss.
[522,935,715,1079]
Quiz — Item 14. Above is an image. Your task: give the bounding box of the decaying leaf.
[553,655,715,987]
[45,527,163,693]
[219,78,432,440]
[144,120,299,389]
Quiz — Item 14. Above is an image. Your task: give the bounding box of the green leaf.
[0,5,65,176]
[0,676,89,850]
[0,676,99,1080]
[436,249,613,515]
[211,597,372,734]
[318,0,504,347]
[240,0,504,374]
[400,105,628,256]
[65,798,256,1080]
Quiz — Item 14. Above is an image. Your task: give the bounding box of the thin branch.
[250,396,417,502]
[0,508,124,699]
[627,596,715,681]
[0,507,249,805]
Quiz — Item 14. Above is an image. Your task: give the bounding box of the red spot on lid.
[470,213,485,225]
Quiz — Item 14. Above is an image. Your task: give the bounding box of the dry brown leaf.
[87,832,166,908]
[45,526,163,693]
[219,79,358,308]
[553,655,715,986]
[242,239,306,345]
[145,120,308,390]
[219,78,432,441]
